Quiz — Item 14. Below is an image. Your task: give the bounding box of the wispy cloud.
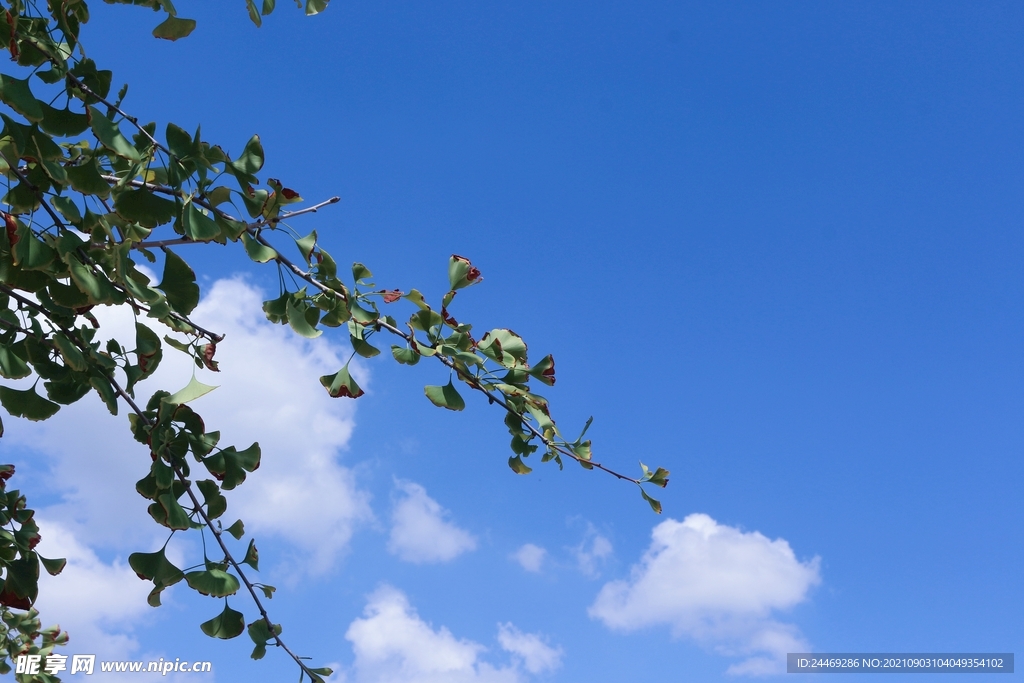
[510,544,547,573]
[344,586,558,683]
[496,623,562,674]
[573,524,613,578]
[589,513,821,675]
[387,481,476,564]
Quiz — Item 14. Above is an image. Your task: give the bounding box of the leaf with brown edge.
[39,555,67,576]
[448,254,482,290]
[202,343,220,372]
[382,289,402,304]
[320,364,363,398]
[528,354,556,386]
[640,487,663,514]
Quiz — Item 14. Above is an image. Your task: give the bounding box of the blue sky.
[4,1,1022,681]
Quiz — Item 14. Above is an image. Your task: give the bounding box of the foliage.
[0,0,669,680]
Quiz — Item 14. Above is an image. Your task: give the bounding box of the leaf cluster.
[0,0,670,680]
[0,465,68,682]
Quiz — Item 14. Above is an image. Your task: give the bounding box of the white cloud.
[510,544,546,573]
[387,481,476,564]
[573,525,612,578]
[496,624,562,674]
[6,277,373,573]
[344,586,518,683]
[589,513,821,675]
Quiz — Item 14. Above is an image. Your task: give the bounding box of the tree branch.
[0,285,314,677]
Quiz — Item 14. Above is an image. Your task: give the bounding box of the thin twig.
[246,233,640,483]
[67,74,168,157]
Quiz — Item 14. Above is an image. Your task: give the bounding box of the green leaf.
[1,556,39,606]
[225,519,245,540]
[0,75,43,122]
[350,300,378,324]
[128,547,184,588]
[479,329,528,367]
[424,380,465,411]
[196,479,227,519]
[242,539,259,570]
[164,376,218,405]
[230,134,264,177]
[135,323,163,380]
[640,487,663,514]
[0,385,60,421]
[448,254,482,290]
[70,58,113,100]
[247,619,283,660]
[67,253,121,305]
[89,373,119,416]
[241,233,277,263]
[639,462,670,488]
[43,376,91,405]
[295,230,317,264]
[40,103,90,137]
[245,0,261,26]
[409,308,443,332]
[52,333,87,372]
[52,195,83,224]
[158,248,200,315]
[351,262,372,282]
[306,0,330,16]
[66,157,112,197]
[88,106,142,161]
[114,189,177,228]
[256,584,276,599]
[200,602,245,639]
[165,123,193,159]
[153,492,191,530]
[286,297,322,338]
[350,334,380,358]
[0,344,31,379]
[391,345,420,366]
[262,292,289,324]
[12,228,55,272]
[203,443,261,490]
[240,185,269,217]
[152,15,196,41]
[572,439,592,461]
[185,568,240,597]
[404,289,430,310]
[508,454,533,475]
[320,364,363,398]
[39,555,67,576]
[309,668,334,678]
[182,200,221,241]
